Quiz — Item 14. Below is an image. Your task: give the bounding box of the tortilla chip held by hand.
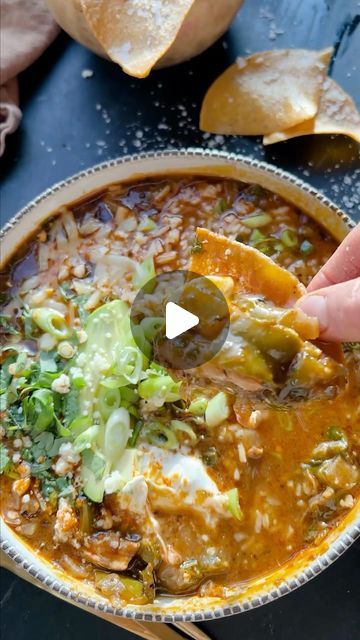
[187,228,346,402]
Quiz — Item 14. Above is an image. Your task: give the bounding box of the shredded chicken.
[83,531,139,571]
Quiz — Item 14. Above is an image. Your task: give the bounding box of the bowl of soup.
[1,149,359,621]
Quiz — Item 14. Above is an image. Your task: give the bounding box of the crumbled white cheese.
[53,442,80,476]
[51,373,71,394]
[104,470,124,495]
[54,498,77,544]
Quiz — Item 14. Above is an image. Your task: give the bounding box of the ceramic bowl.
[1,149,359,622]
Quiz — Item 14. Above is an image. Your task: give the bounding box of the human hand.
[297,223,360,342]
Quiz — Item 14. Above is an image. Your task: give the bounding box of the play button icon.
[130,270,230,370]
[165,302,199,340]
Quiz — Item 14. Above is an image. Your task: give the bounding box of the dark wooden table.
[1,1,359,639]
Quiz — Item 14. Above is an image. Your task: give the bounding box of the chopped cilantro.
[7,404,25,429]
[62,387,79,427]
[0,444,10,474]
[191,236,203,254]
[40,350,58,373]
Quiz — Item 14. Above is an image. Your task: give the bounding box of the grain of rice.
[58,263,71,282]
[167,216,182,229]
[148,238,163,256]
[166,228,180,245]
[115,206,129,224]
[79,215,101,236]
[255,510,262,533]
[153,184,171,203]
[72,263,86,278]
[84,290,102,311]
[38,243,49,272]
[43,299,68,314]
[262,513,270,529]
[150,224,170,238]
[155,251,177,266]
[295,483,302,497]
[20,275,41,293]
[234,532,247,542]
[237,442,247,463]
[118,214,137,232]
[28,288,48,306]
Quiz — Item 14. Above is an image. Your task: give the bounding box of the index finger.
[308,223,360,292]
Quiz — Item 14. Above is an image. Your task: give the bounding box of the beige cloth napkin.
[0,0,60,155]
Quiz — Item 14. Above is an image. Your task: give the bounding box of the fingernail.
[298,295,328,331]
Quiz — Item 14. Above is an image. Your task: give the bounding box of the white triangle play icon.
[165,302,199,340]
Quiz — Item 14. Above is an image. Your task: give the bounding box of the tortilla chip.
[80,0,196,78]
[200,48,332,135]
[190,228,306,306]
[187,229,348,400]
[263,78,360,144]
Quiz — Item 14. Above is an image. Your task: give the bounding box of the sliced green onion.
[281,229,298,248]
[115,346,143,384]
[94,572,145,603]
[131,324,152,359]
[120,387,139,405]
[145,422,178,449]
[205,392,230,428]
[249,229,266,245]
[188,397,208,416]
[170,420,197,441]
[227,488,244,521]
[133,257,155,289]
[31,308,72,340]
[79,500,93,534]
[72,375,86,390]
[138,374,181,404]
[104,407,131,463]
[98,386,121,420]
[140,317,165,341]
[128,420,143,447]
[74,425,99,453]
[69,415,92,437]
[100,376,129,389]
[138,216,157,232]
[300,239,314,255]
[242,212,272,229]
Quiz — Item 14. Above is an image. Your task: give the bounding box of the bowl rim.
[1,147,359,623]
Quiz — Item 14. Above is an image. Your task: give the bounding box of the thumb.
[297,277,360,342]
